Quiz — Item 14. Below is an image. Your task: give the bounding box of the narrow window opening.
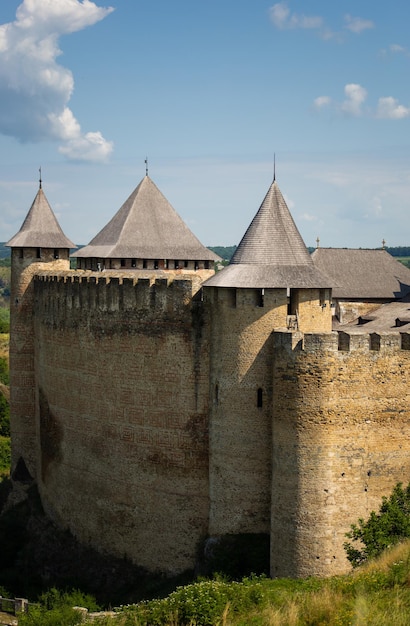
[19,248,24,259]
[143,259,147,269]
[54,249,59,259]
[228,288,237,308]
[184,260,189,268]
[194,261,199,270]
[205,261,210,270]
[257,288,264,307]
[120,258,126,267]
[338,332,350,352]
[370,333,381,351]
[319,289,326,307]
[174,260,179,269]
[131,258,136,268]
[257,387,263,408]
[401,333,410,350]
[215,384,219,405]
[154,259,159,269]
[288,288,297,315]
[36,247,41,259]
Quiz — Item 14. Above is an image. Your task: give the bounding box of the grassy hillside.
[14,540,410,625]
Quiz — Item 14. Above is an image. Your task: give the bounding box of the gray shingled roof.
[204,180,331,288]
[72,175,219,261]
[312,248,410,299]
[336,299,410,333]
[6,186,75,249]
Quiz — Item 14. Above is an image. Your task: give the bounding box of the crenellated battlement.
[34,270,201,318]
[273,329,410,354]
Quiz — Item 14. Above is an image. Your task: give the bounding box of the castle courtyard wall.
[271,330,410,578]
[32,273,211,574]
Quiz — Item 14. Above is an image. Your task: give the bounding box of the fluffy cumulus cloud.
[341,83,367,116]
[376,97,410,119]
[0,0,114,161]
[314,84,410,120]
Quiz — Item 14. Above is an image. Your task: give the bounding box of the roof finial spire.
[382,238,386,250]
[273,153,276,182]
[145,157,148,177]
[316,236,320,249]
[39,166,42,189]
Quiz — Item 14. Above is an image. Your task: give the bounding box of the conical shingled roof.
[6,186,75,249]
[204,179,331,288]
[72,175,219,261]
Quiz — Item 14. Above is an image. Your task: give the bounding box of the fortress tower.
[6,179,74,481]
[204,178,331,544]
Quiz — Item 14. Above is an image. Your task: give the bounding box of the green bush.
[0,437,10,475]
[0,308,9,333]
[344,482,410,567]
[18,588,100,626]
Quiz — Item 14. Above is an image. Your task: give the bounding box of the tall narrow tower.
[203,178,331,544]
[6,180,74,481]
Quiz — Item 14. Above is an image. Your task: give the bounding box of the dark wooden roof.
[6,187,75,249]
[312,248,410,299]
[73,175,219,261]
[205,180,331,288]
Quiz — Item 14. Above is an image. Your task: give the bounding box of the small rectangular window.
[257,388,263,408]
[257,288,264,307]
[120,258,126,267]
[143,259,147,269]
[131,258,136,268]
[36,247,41,259]
[54,249,59,259]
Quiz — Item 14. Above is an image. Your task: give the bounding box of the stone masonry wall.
[9,249,70,479]
[32,273,210,574]
[207,287,288,536]
[271,330,410,578]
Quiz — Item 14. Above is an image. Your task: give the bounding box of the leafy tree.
[344,482,410,567]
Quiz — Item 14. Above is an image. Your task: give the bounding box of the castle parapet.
[34,272,196,318]
[273,329,410,354]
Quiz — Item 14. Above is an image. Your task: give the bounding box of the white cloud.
[313,96,331,109]
[0,0,114,162]
[341,84,367,116]
[269,4,373,40]
[390,43,407,54]
[344,14,374,34]
[314,86,410,121]
[376,97,410,119]
[269,2,323,31]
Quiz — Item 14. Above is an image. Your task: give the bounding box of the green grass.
[28,540,407,626]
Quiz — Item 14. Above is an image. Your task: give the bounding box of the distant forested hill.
[0,243,409,262]
[208,246,237,262]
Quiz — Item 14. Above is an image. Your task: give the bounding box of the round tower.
[204,178,332,552]
[6,179,75,481]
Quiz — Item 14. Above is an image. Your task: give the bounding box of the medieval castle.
[6,171,410,578]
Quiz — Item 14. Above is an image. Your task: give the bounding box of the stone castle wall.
[9,249,71,478]
[10,264,410,578]
[271,330,410,578]
[32,272,211,574]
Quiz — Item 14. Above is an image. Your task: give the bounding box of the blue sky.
[0,0,410,249]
